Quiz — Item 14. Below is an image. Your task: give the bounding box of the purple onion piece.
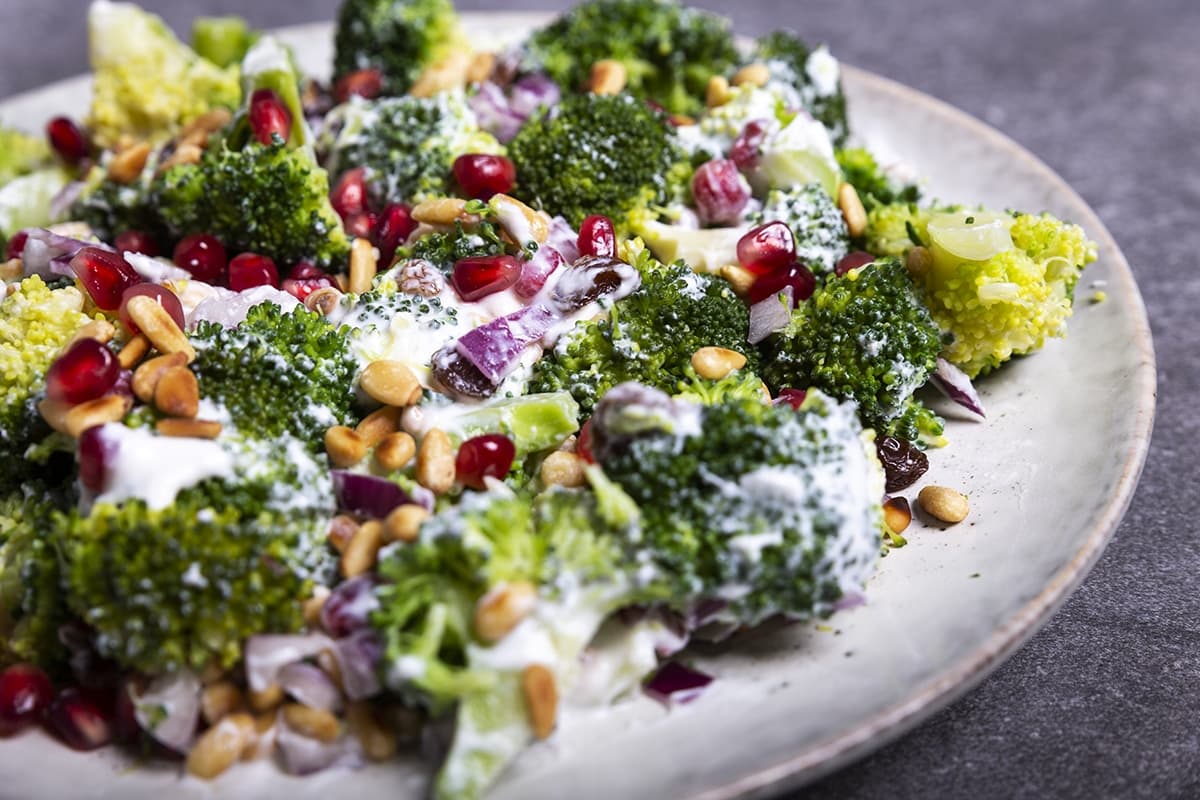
[320,575,381,639]
[276,717,364,775]
[20,227,111,279]
[929,357,987,419]
[643,661,714,706]
[244,633,334,692]
[331,630,384,701]
[468,81,526,144]
[747,286,793,345]
[279,662,344,713]
[513,244,564,299]
[455,303,558,385]
[130,671,202,753]
[332,471,413,519]
[832,590,867,611]
[48,181,85,222]
[509,73,561,118]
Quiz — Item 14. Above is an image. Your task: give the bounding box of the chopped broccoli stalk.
[751,32,848,147]
[192,16,260,68]
[0,489,70,667]
[411,393,581,458]
[520,0,739,117]
[756,183,850,275]
[836,147,920,211]
[333,0,465,97]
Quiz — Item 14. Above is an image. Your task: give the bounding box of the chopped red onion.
[130,670,201,753]
[19,228,111,279]
[48,181,85,222]
[468,82,525,143]
[832,590,867,611]
[276,717,364,775]
[747,285,794,344]
[330,630,384,701]
[332,471,414,519]
[455,304,558,384]
[930,357,987,419]
[643,661,713,706]
[509,74,561,118]
[244,633,334,692]
[280,662,344,713]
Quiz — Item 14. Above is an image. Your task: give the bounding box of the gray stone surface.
[2,1,1195,798]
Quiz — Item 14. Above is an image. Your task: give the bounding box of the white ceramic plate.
[0,13,1155,800]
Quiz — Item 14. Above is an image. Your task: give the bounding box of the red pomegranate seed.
[730,119,770,171]
[69,247,141,310]
[576,419,595,464]
[452,254,520,301]
[173,233,228,285]
[46,116,90,165]
[77,426,116,493]
[289,262,325,281]
[5,230,29,260]
[748,262,816,306]
[455,434,516,489]
[281,278,330,301]
[118,284,185,336]
[331,168,368,220]
[228,252,280,291]
[738,221,795,274]
[452,154,516,200]
[772,388,808,410]
[691,159,750,226]
[248,88,292,146]
[43,688,113,751]
[45,338,119,405]
[343,211,378,239]
[835,250,876,277]
[334,68,383,104]
[113,230,158,257]
[107,369,133,402]
[111,680,142,746]
[373,203,417,266]
[578,215,617,258]
[0,664,54,736]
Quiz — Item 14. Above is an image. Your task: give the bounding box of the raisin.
[876,436,929,492]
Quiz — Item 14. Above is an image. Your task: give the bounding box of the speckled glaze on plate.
[0,13,1155,800]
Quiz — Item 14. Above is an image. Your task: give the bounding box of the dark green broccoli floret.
[191,303,359,449]
[333,0,463,96]
[407,219,506,274]
[508,93,691,230]
[755,183,850,276]
[760,258,946,442]
[529,257,758,417]
[71,161,167,248]
[1,488,70,667]
[520,0,738,117]
[751,31,849,146]
[836,147,920,212]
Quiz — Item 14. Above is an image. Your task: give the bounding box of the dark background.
[2,1,1197,797]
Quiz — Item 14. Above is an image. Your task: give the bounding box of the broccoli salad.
[0,0,1097,796]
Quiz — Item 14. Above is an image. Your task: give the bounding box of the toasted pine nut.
[186,713,255,779]
[416,428,456,494]
[37,398,72,434]
[346,701,398,761]
[466,51,496,84]
[838,182,868,238]
[411,197,471,226]
[540,451,586,488]
[325,425,368,468]
[159,142,203,173]
[132,351,188,403]
[303,286,342,316]
[356,406,401,447]
[125,295,195,362]
[340,519,384,578]
[706,75,732,107]
[154,365,199,418]
[732,63,770,88]
[669,113,695,126]
[691,346,747,380]
[199,660,228,685]
[488,193,549,248]
[918,485,970,524]
[156,418,222,439]
[69,319,116,346]
[116,333,150,369]
[589,59,627,95]
[282,703,340,743]
[65,394,132,438]
[375,431,416,472]
[360,360,423,407]
[2,259,22,281]
[201,681,245,725]
[383,504,428,544]
[905,245,932,277]
[719,264,756,296]
[883,496,912,534]
[474,581,537,643]
[327,514,360,553]
[410,52,471,98]
[178,108,232,147]
[247,684,284,713]
[316,649,344,691]
[521,664,558,740]
[348,237,379,295]
[107,142,151,185]
[303,586,330,628]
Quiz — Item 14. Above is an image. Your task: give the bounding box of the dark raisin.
[430,346,494,399]
[550,255,639,312]
[876,436,929,492]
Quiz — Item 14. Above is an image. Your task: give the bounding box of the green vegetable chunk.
[333,0,465,96]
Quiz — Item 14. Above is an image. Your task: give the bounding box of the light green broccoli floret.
[0,489,69,667]
[756,183,850,275]
[191,15,260,68]
[0,127,53,186]
[750,33,849,147]
[862,201,936,258]
[836,147,920,211]
[412,393,581,459]
[333,0,466,96]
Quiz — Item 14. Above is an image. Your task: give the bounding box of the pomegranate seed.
[691,159,750,226]
[576,419,595,464]
[45,338,119,405]
[46,116,90,165]
[334,68,383,104]
[578,215,616,258]
[78,426,116,493]
[5,230,29,260]
[0,664,53,736]
[373,203,417,266]
[452,154,516,200]
[173,233,228,285]
[772,388,808,410]
[738,221,796,275]
[113,230,158,257]
[282,262,334,301]
[43,687,113,751]
[730,119,770,171]
[289,262,325,281]
[69,247,141,310]
[111,679,142,746]
[249,88,292,146]
[452,254,520,301]
[331,168,368,220]
[118,284,185,336]
[228,252,280,291]
[455,434,516,489]
[343,211,378,239]
[107,369,133,402]
[835,250,876,277]
[320,575,381,638]
[748,262,816,306]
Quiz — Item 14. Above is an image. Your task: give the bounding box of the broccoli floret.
[86,0,241,148]
[333,0,464,97]
[323,93,503,208]
[750,32,848,147]
[529,258,758,417]
[520,0,738,117]
[408,219,507,274]
[191,16,260,68]
[191,303,359,450]
[756,183,850,275]
[0,488,70,667]
[0,127,53,186]
[836,147,920,211]
[862,200,936,258]
[71,156,166,247]
[760,259,946,442]
[508,93,691,230]
[672,368,767,406]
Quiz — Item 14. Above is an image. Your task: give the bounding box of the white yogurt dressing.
[93,422,234,510]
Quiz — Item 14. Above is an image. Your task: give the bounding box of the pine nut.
[178,108,232,146]
[670,113,695,126]
[706,75,732,107]
[732,63,770,88]
[303,586,330,627]
[375,431,416,472]
[154,365,199,418]
[37,398,72,434]
[360,360,423,407]
[199,660,228,685]
[65,394,132,438]
[540,451,586,488]
[2,259,21,282]
[325,425,368,467]
[691,346,747,380]
[346,701,398,761]
[466,51,496,84]
[317,649,344,691]
[356,406,401,447]
[348,237,379,295]
[410,52,470,98]
[383,504,428,543]
[186,712,255,779]
[156,418,222,438]
[720,263,756,296]
[589,59,627,95]
[69,319,116,346]
[416,428,456,494]
[917,485,970,524]
[247,684,284,713]
[132,351,188,403]
[838,182,868,238]
[411,197,471,226]
[303,286,343,317]
[906,245,932,278]
[125,294,195,362]
[521,664,558,740]
[340,519,384,578]
[883,496,912,534]
[116,333,150,369]
[488,193,549,248]
[159,142,203,172]
[474,581,537,643]
[107,142,151,185]
[201,681,245,725]
[327,514,360,553]
[282,703,340,743]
